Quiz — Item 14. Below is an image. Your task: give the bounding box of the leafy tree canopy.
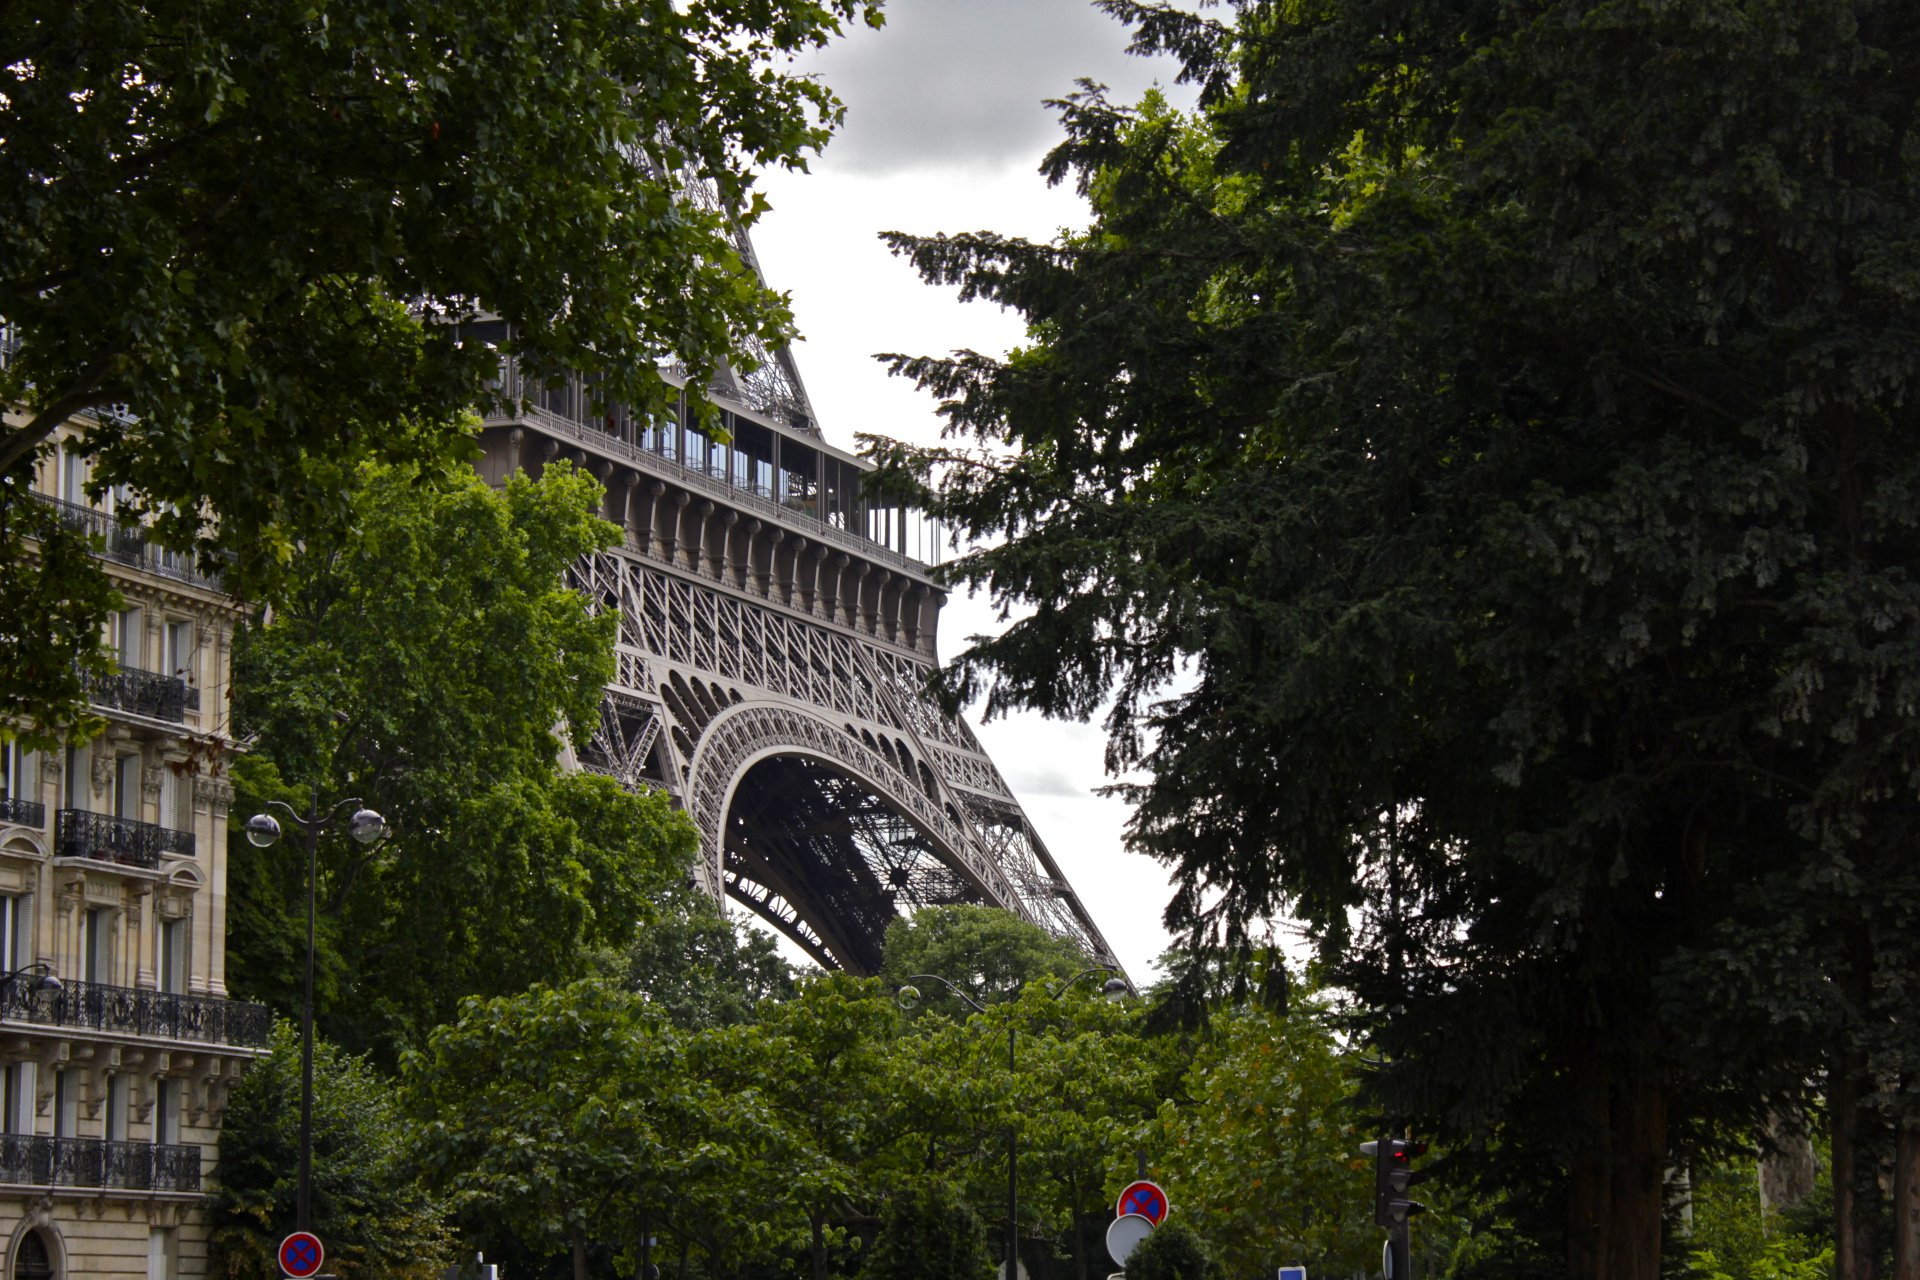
[0,0,880,738]
[228,460,696,1059]
[859,1186,994,1280]
[880,904,1091,1019]
[619,883,797,1029]
[1117,1220,1218,1280]
[407,979,806,1280]
[868,0,1920,1274]
[212,1021,451,1280]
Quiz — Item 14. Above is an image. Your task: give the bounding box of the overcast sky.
[742,0,1197,982]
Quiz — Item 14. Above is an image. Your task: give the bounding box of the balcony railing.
[83,663,194,723]
[0,975,272,1049]
[0,1135,200,1192]
[0,796,44,827]
[31,494,225,591]
[54,810,195,868]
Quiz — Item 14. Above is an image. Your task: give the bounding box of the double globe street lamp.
[896,967,1129,1280]
[243,796,385,1234]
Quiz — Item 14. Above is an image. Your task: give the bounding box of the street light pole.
[297,790,319,1233]
[898,966,1127,1280]
[244,794,385,1235]
[1005,1021,1016,1280]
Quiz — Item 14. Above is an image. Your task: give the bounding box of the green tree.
[0,0,879,737]
[880,963,1162,1280]
[859,1187,994,1280]
[1155,1000,1381,1279]
[880,904,1089,1019]
[211,1021,450,1280]
[229,460,697,1057]
[620,883,797,1029]
[408,980,796,1280]
[869,2,1920,1275]
[1117,1220,1216,1280]
[753,974,904,1280]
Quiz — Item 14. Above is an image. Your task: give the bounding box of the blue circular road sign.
[279,1231,325,1278]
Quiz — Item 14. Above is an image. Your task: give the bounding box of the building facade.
[0,419,269,1278]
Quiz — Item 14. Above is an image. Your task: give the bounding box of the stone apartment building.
[0,416,269,1278]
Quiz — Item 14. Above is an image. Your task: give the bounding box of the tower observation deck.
[470,318,1121,975]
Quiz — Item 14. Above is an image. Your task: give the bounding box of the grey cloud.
[797,0,1181,175]
[1000,761,1093,799]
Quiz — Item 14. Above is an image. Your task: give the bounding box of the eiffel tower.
[472,211,1120,976]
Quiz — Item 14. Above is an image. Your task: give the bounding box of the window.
[158,919,186,996]
[58,444,85,507]
[1,742,35,806]
[0,894,26,971]
[63,745,85,811]
[114,754,142,821]
[104,1073,127,1142]
[15,1228,54,1280]
[163,620,194,685]
[52,1068,75,1138]
[2,1062,34,1134]
[116,608,143,668]
[153,1078,177,1146]
[160,768,193,833]
[82,909,111,985]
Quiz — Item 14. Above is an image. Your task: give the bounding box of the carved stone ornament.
[193,775,235,815]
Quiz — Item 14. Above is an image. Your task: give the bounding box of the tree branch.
[0,355,120,475]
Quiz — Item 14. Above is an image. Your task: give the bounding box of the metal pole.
[1005,1023,1017,1280]
[297,789,318,1233]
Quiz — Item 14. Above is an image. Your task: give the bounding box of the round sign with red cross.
[1114,1179,1169,1226]
[278,1231,324,1278]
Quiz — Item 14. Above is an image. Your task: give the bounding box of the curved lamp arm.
[896,972,988,1015]
[0,962,62,998]
[1046,965,1128,1002]
[262,795,367,832]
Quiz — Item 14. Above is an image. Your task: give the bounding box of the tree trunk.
[1760,1108,1819,1215]
[811,1209,827,1280]
[1568,1067,1668,1280]
[572,1225,589,1280]
[1894,1117,1920,1280]
[1609,1078,1667,1280]
[1071,1183,1087,1280]
[1568,1062,1613,1280]
[1836,1056,1873,1280]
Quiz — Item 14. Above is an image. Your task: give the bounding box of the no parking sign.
[1114,1180,1169,1226]
[278,1231,324,1279]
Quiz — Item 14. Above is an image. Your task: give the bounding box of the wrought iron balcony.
[0,974,271,1049]
[54,809,195,868]
[84,663,193,723]
[0,1134,200,1193]
[30,494,224,591]
[0,796,44,827]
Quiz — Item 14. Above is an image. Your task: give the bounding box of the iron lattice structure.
[475,208,1119,973]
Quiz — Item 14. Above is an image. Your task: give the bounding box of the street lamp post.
[896,967,1128,1280]
[243,793,385,1234]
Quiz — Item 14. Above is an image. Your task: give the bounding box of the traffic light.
[1359,1136,1429,1226]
